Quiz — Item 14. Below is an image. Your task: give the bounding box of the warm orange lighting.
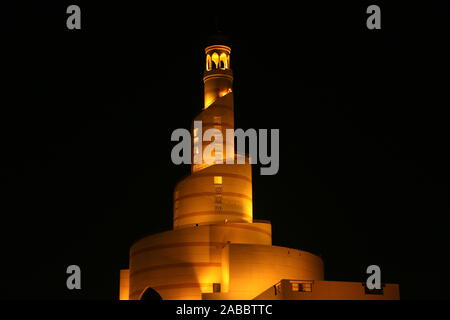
[206,54,211,71]
[211,52,219,69]
[213,116,221,124]
[219,88,232,98]
[119,269,130,300]
[120,41,399,301]
[219,53,228,69]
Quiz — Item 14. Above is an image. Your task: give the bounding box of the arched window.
[211,52,219,69]
[220,53,228,69]
[206,54,212,71]
[140,287,163,300]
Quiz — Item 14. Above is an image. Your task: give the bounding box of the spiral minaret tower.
[117,38,324,300]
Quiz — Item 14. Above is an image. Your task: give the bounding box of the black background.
[1,1,449,299]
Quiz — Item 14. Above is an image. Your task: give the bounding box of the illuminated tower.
[118,38,399,300]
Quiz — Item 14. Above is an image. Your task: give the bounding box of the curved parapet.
[203,244,324,300]
[128,222,272,300]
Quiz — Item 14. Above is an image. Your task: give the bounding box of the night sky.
[1,1,449,299]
